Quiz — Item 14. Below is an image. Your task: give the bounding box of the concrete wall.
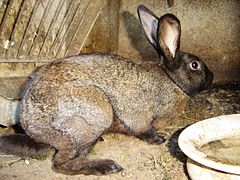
[118,0,240,82]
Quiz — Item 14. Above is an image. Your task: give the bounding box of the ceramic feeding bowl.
[178,114,240,180]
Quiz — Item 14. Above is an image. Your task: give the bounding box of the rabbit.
[0,5,213,175]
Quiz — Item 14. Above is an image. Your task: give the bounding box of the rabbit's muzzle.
[204,70,214,89]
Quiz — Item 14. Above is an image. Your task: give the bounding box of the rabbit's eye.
[190,61,200,70]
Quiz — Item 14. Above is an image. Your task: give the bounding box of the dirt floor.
[0,81,239,180]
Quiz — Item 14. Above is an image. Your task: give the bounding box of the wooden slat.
[0,62,45,77]
[5,0,36,58]
[0,0,10,29]
[65,0,104,56]
[17,0,49,59]
[0,0,24,58]
[29,0,61,59]
[27,0,53,58]
[47,0,80,58]
[0,0,117,61]
[37,0,66,59]
[39,0,76,58]
[55,0,91,58]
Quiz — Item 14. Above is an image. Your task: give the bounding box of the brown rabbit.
[0,5,213,175]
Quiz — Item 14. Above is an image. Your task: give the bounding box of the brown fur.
[0,134,52,158]
[0,5,213,175]
[19,54,188,175]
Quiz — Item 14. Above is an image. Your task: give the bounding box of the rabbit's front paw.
[137,128,166,144]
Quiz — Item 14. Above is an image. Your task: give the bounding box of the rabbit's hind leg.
[51,86,123,175]
[51,121,123,175]
[52,145,123,175]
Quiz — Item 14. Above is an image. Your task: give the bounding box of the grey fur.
[13,5,214,175]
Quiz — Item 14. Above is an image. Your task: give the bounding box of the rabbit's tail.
[0,133,53,159]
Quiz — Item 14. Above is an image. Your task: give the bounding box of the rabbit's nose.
[204,71,214,89]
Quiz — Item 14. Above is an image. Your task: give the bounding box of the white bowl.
[187,158,240,180]
[178,114,240,179]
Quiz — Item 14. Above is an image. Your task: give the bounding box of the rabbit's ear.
[158,14,181,65]
[137,5,159,50]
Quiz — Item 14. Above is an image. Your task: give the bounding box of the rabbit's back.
[21,53,187,134]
